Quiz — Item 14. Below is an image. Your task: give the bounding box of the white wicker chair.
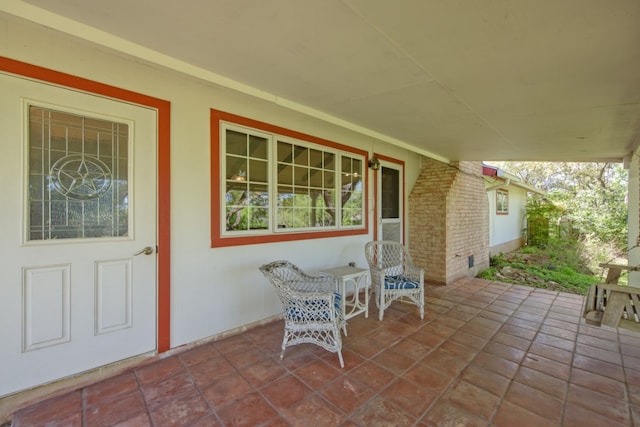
[364,241,425,321]
[259,260,345,368]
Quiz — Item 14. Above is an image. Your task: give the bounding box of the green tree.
[491,161,628,256]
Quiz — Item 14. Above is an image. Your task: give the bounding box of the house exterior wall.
[0,15,424,355]
[409,158,489,284]
[486,186,527,256]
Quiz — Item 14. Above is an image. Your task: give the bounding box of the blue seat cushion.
[385,275,420,290]
[286,293,341,321]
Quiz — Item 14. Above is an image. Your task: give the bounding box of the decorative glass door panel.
[28,106,130,240]
[0,72,157,397]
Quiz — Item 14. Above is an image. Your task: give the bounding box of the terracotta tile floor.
[10,277,640,426]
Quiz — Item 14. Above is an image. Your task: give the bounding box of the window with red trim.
[211,109,367,247]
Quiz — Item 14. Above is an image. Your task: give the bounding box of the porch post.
[628,148,640,288]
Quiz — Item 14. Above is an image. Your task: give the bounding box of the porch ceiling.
[6,0,640,163]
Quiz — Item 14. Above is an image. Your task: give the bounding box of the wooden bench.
[583,263,640,331]
[598,262,640,285]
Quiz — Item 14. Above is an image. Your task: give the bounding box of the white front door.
[0,73,158,397]
[377,161,403,243]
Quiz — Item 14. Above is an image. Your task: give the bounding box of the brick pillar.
[409,158,489,284]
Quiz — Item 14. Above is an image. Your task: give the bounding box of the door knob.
[134,246,154,256]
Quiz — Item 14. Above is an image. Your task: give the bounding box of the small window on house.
[496,189,509,214]
[212,109,368,247]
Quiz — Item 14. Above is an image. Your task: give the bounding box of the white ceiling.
[6,0,640,162]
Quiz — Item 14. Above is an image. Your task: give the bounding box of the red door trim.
[372,154,406,243]
[0,56,172,353]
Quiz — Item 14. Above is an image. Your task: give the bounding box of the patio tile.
[504,382,563,422]
[623,353,640,371]
[543,316,579,332]
[499,323,537,340]
[213,334,255,355]
[320,375,375,415]
[346,335,387,358]
[533,333,576,352]
[434,313,468,329]
[186,354,237,387]
[112,412,153,426]
[408,329,448,348]
[566,383,631,425]
[371,347,416,375]
[521,353,571,381]
[260,375,313,411]
[240,357,288,388]
[135,357,184,385]
[420,348,468,377]
[403,364,454,393]
[140,371,194,408]
[293,358,343,389]
[562,402,629,427]
[200,371,254,408]
[513,366,567,399]
[483,341,526,363]
[148,390,211,427]
[177,343,219,367]
[491,331,532,351]
[9,278,640,427]
[84,371,139,407]
[630,404,640,426]
[573,353,625,382]
[85,391,147,427]
[441,379,500,420]
[460,364,510,397]
[216,392,278,427]
[448,329,489,349]
[626,367,640,406]
[350,397,416,427]
[12,391,82,427]
[539,324,578,341]
[278,346,320,370]
[575,343,622,365]
[471,351,520,379]
[493,401,561,427]
[505,315,542,332]
[391,337,434,360]
[458,322,498,340]
[281,395,345,427]
[528,342,574,365]
[223,346,269,369]
[348,361,396,390]
[569,368,627,400]
[439,339,480,362]
[421,399,487,427]
[380,378,438,417]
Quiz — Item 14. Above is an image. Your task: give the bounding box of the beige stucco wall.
[0,11,424,395]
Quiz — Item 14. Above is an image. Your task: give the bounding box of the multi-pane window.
[496,189,509,214]
[220,122,365,237]
[225,128,270,232]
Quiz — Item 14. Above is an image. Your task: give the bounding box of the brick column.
[409,158,489,284]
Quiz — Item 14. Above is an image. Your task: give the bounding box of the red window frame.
[210,108,368,247]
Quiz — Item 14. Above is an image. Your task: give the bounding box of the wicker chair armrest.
[288,274,338,293]
[403,264,424,281]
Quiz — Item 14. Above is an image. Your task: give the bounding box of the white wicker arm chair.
[364,241,425,321]
[259,260,345,368]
